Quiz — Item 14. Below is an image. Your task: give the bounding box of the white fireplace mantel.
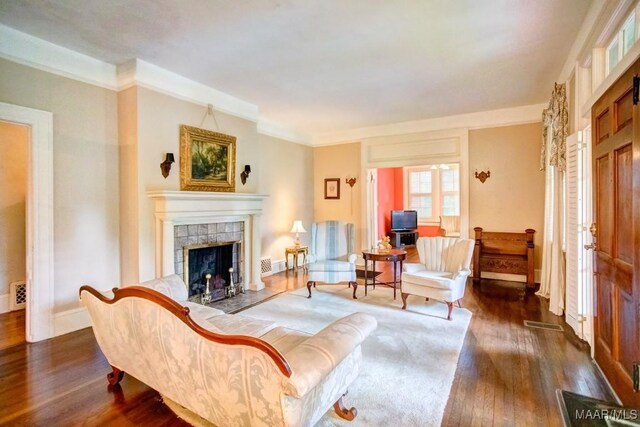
[147,191,268,291]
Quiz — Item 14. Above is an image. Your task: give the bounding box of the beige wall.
[121,87,314,282]
[259,135,314,263]
[0,122,28,298]
[0,58,120,312]
[313,142,362,250]
[469,122,545,268]
[119,87,261,283]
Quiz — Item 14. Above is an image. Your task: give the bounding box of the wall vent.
[10,281,26,311]
[260,257,273,277]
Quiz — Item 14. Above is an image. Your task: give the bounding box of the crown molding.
[0,25,311,144]
[116,59,260,122]
[311,103,546,146]
[257,117,312,145]
[0,24,118,89]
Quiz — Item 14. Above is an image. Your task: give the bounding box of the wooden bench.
[472,227,536,288]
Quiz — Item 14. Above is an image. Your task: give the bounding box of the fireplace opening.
[184,241,241,303]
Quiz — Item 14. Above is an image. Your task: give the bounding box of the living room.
[1,0,639,425]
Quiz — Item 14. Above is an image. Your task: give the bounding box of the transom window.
[405,164,460,223]
[606,4,640,75]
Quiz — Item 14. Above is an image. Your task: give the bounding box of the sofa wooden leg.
[446,302,454,320]
[306,281,314,298]
[333,394,357,421]
[107,366,124,385]
[425,297,430,301]
[401,292,408,310]
[349,281,358,299]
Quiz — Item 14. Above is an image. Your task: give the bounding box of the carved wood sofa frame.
[78,285,358,422]
[472,227,536,288]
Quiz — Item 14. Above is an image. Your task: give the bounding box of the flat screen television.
[390,210,418,231]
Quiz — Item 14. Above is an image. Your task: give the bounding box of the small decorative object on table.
[377,235,392,253]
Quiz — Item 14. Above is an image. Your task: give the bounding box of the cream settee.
[80,275,377,427]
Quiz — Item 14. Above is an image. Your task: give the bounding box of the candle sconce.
[160,153,175,178]
[475,169,491,184]
[345,177,357,187]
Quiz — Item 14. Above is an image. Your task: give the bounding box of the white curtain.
[536,83,567,316]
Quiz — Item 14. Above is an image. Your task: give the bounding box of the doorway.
[590,57,640,405]
[0,121,28,349]
[0,102,54,343]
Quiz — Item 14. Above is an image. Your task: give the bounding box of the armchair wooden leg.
[333,393,357,421]
[107,366,124,385]
[401,292,409,310]
[446,302,454,321]
[306,281,314,298]
[349,281,358,299]
[457,299,462,308]
[425,297,430,301]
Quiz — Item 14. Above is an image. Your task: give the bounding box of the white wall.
[0,121,28,305]
[0,58,121,313]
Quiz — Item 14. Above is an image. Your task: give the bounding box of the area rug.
[241,285,472,426]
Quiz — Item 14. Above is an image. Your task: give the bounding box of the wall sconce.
[160,153,175,178]
[475,169,491,183]
[240,165,251,185]
[345,177,357,187]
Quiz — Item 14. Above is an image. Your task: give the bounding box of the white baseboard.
[53,307,91,337]
[480,269,541,284]
[0,293,8,313]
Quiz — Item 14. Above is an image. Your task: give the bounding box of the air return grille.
[260,257,273,277]
[524,320,563,332]
[10,281,26,311]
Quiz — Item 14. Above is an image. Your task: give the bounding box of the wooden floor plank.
[0,249,614,425]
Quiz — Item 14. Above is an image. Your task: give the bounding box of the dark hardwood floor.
[0,250,613,426]
[0,309,25,351]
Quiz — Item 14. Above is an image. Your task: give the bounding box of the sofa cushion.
[137,274,188,302]
[402,270,454,290]
[207,313,276,337]
[260,326,311,354]
[307,260,354,272]
[182,301,225,330]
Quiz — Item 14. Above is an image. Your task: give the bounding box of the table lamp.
[290,220,306,247]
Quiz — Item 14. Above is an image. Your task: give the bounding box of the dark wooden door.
[591,58,640,405]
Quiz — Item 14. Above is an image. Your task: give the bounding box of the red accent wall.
[377,168,395,237]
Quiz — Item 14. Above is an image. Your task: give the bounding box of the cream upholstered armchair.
[80,274,377,427]
[401,237,474,320]
[439,215,461,237]
[306,221,358,299]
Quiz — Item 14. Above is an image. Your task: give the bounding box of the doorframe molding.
[0,102,54,342]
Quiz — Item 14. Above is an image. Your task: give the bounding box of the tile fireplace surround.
[147,191,267,291]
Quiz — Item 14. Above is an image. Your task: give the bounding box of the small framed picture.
[324,178,340,199]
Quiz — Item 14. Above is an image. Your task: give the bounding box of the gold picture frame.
[180,125,236,192]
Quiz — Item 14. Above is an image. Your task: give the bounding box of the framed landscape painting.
[180,125,236,192]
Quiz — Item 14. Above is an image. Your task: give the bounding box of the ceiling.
[0,0,591,135]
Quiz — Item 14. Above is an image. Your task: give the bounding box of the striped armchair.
[306,221,358,299]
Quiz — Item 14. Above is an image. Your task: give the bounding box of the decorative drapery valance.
[540,83,568,171]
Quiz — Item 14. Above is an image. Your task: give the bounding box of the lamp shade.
[290,220,306,233]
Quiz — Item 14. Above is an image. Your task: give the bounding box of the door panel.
[596,155,611,255]
[615,144,633,265]
[591,57,640,406]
